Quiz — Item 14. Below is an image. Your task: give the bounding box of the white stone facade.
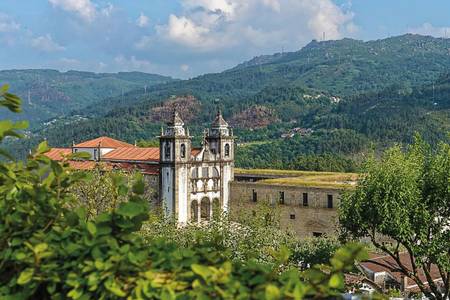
[159,110,234,224]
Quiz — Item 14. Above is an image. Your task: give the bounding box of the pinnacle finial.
[212,109,228,128]
[169,107,184,127]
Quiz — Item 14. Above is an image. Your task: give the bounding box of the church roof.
[74,136,134,148]
[102,147,160,161]
[45,148,72,161]
[191,148,202,157]
[212,110,228,127]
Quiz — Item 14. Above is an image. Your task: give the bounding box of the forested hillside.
[0,70,175,128]
[3,34,450,170]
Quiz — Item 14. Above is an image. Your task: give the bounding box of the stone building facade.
[230,181,343,238]
[46,112,352,238]
[159,110,234,223]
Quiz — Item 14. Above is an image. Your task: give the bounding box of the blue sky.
[1,0,450,78]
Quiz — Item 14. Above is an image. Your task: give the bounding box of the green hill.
[0,69,175,128]
[3,34,450,169]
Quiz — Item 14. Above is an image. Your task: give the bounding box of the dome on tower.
[163,109,186,136]
[210,110,230,137]
[212,110,229,128]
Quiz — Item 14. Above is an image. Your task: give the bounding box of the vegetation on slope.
[3,34,450,170]
[0,86,371,299]
[0,69,175,127]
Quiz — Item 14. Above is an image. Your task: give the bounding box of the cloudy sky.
[1,0,450,78]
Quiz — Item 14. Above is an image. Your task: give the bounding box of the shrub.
[0,85,369,299]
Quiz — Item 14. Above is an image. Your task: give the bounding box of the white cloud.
[113,54,154,72]
[100,3,114,17]
[136,13,149,28]
[158,14,214,50]
[182,0,237,19]
[135,35,153,49]
[31,34,65,52]
[409,23,450,38]
[48,0,97,22]
[0,13,20,32]
[180,64,190,72]
[262,0,281,12]
[156,0,356,52]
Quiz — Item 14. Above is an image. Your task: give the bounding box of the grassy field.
[235,168,359,189]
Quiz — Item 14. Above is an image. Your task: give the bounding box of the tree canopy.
[339,138,450,299]
[0,85,371,299]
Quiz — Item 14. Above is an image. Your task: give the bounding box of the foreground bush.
[0,85,368,299]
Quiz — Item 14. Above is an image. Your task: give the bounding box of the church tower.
[159,110,191,222]
[206,110,235,212]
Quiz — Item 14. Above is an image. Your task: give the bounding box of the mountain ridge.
[2,34,450,169]
[0,69,176,128]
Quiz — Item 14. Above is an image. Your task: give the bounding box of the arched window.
[200,198,211,221]
[164,143,171,159]
[191,200,198,223]
[212,167,219,177]
[224,143,230,157]
[180,144,186,158]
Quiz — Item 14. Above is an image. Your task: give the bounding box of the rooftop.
[361,252,442,291]
[45,148,72,161]
[74,136,134,148]
[102,147,160,161]
[235,168,358,189]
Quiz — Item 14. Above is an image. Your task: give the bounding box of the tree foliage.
[0,84,372,299]
[4,34,450,170]
[339,138,450,299]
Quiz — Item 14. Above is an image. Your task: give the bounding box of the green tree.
[69,167,148,220]
[339,139,450,299]
[0,84,371,299]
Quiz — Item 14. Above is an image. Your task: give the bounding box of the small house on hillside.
[359,252,444,296]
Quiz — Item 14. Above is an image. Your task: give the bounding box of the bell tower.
[207,110,235,211]
[159,110,191,222]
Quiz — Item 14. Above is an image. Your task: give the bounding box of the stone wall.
[229,181,344,239]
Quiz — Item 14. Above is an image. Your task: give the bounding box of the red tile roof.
[361,252,442,291]
[45,149,160,174]
[67,160,101,170]
[102,147,160,161]
[191,148,202,156]
[74,136,134,148]
[45,148,72,161]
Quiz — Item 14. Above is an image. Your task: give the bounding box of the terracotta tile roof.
[67,160,102,170]
[191,148,202,156]
[102,147,160,161]
[361,252,442,291]
[45,148,72,161]
[74,136,134,148]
